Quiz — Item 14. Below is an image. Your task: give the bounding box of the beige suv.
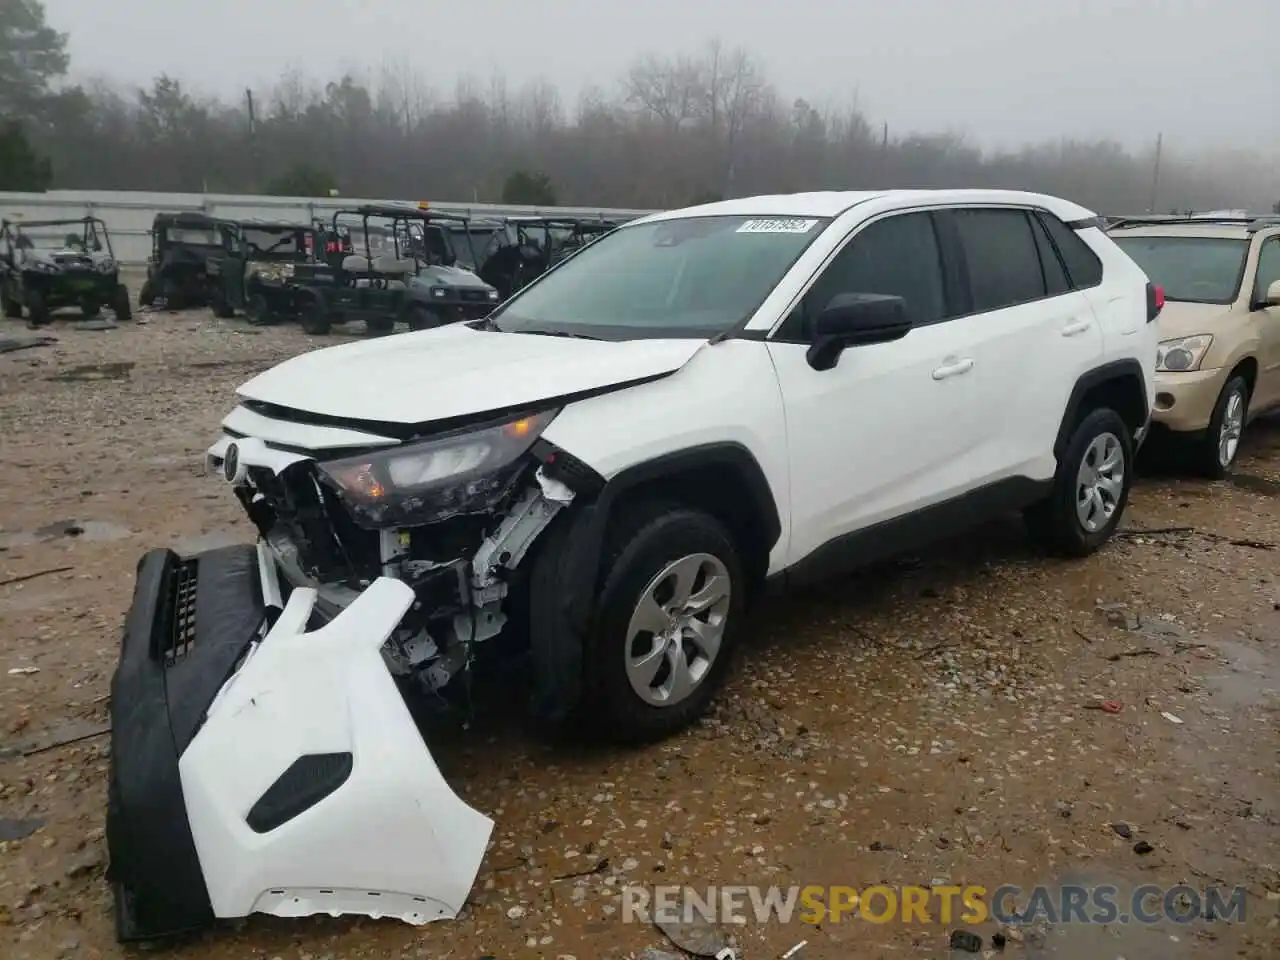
[1109,215,1280,477]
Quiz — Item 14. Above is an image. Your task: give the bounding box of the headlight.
[314,409,558,528]
[487,289,499,300]
[430,286,447,298]
[96,258,115,272]
[28,260,58,273]
[1156,335,1213,373]
[281,262,295,278]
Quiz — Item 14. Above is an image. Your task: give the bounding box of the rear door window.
[953,208,1046,312]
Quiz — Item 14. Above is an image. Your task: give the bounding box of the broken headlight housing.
[315,409,559,528]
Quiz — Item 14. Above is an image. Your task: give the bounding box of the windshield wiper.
[467,316,501,331]
[516,328,602,340]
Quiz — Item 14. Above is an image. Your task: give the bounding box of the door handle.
[931,357,974,380]
[1061,318,1092,337]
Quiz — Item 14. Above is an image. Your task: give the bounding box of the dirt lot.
[1,302,1278,960]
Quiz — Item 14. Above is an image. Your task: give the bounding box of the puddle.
[1226,473,1280,497]
[172,530,246,554]
[1003,868,1212,960]
[0,518,133,548]
[1202,636,1278,710]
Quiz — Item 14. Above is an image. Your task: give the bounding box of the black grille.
[151,557,198,665]
[459,288,491,302]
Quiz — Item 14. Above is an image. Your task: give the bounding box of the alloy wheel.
[624,553,731,708]
[1075,432,1124,533]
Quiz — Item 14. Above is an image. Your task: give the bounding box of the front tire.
[1024,407,1133,557]
[580,503,744,744]
[25,289,50,327]
[406,303,443,332]
[1196,374,1249,480]
[245,293,271,326]
[299,298,331,335]
[137,279,155,307]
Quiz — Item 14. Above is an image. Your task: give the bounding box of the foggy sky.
[42,0,1280,153]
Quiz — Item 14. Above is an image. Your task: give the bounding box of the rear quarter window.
[1038,213,1103,289]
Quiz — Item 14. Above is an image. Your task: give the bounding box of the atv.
[208,219,317,325]
[0,217,132,325]
[476,216,623,300]
[289,204,499,336]
[138,212,237,310]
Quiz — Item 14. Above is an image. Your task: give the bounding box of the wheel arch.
[1053,359,1149,462]
[523,441,782,724]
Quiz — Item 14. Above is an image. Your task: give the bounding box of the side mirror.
[805,293,912,371]
[1266,280,1280,307]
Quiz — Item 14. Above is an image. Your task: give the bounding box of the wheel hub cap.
[624,553,731,708]
[1219,390,1244,468]
[1075,432,1124,533]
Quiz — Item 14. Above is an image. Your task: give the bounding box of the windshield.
[15,225,103,252]
[490,214,831,339]
[168,227,222,246]
[1113,235,1249,304]
[243,229,305,259]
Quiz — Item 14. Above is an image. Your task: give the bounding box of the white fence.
[0,190,660,263]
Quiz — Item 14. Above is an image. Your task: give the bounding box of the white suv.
[107,189,1159,940]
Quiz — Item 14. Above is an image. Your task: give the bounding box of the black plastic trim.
[530,437,607,495]
[107,544,266,942]
[560,443,781,630]
[245,753,354,834]
[1052,359,1149,462]
[778,475,1052,589]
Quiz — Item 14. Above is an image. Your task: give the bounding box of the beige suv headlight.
[1156,335,1212,373]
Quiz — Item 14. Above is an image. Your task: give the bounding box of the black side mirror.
[805,293,912,371]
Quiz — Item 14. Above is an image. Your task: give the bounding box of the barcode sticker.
[736,218,819,234]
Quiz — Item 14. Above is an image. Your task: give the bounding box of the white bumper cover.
[178,575,494,924]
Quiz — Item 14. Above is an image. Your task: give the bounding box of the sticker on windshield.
[736,218,819,234]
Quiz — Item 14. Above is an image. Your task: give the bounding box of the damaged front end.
[107,402,588,941]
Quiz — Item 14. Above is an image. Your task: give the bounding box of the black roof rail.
[1106,214,1272,231]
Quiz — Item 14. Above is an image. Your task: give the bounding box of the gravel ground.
[1,299,1278,960]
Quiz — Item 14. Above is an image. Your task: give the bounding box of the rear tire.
[112,283,133,322]
[1024,407,1133,557]
[299,298,331,335]
[160,278,182,310]
[210,290,235,319]
[1195,374,1249,480]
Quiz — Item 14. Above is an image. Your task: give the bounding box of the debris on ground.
[948,929,983,952]
[0,333,57,353]
[653,888,730,956]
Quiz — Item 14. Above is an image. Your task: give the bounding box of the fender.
[1053,358,1149,462]
[525,441,782,723]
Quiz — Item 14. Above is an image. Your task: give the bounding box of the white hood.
[237,323,707,424]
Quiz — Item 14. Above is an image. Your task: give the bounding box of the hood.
[1155,300,1233,338]
[415,264,492,290]
[236,323,706,424]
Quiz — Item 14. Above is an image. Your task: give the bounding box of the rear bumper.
[106,543,493,942]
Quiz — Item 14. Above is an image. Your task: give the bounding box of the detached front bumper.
[106,542,493,942]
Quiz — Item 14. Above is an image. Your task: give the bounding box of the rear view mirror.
[806,293,912,371]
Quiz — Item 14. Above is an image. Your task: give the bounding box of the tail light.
[1146,282,1164,322]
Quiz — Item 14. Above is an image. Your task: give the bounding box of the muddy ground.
[1,299,1278,960]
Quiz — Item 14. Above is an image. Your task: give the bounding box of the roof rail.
[1107,214,1278,232]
